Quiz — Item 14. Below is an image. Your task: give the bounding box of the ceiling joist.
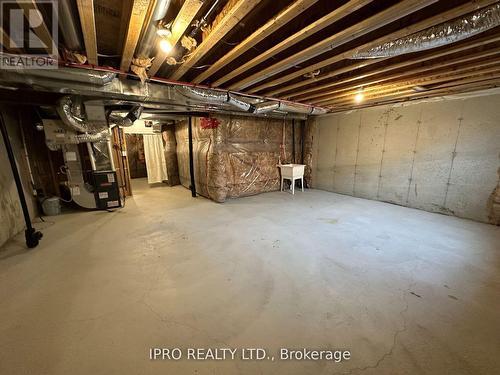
[192,0,319,84]
[230,0,438,91]
[284,34,500,100]
[250,0,500,95]
[328,77,500,112]
[169,0,263,81]
[320,65,500,107]
[120,0,154,72]
[149,0,204,77]
[76,0,98,65]
[300,46,500,103]
[212,0,374,88]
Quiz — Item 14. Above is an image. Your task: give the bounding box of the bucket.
[41,197,61,216]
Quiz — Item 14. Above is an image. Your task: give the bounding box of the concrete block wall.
[311,94,500,224]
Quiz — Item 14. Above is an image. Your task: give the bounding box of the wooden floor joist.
[271,34,500,98]
[169,0,263,81]
[299,47,500,103]
[250,0,500,95]
[328,77,500,112]
[120,0,154,72]
[149,0,204,77]
[230,0,438,91]
[319,65,500,107]
[192,0,319,84]
[212,0,374,87]
[76,0,98,65]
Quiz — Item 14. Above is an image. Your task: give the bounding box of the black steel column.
[0,113,42,248]
[187,117,196,198]
[301,120,305,164]
[292,119,296,163]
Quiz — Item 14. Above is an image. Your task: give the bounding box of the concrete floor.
[0,178,499,375]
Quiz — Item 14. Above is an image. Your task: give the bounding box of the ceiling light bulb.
[160,39,173,53]
[157,28,172,38]
[354,91,364,103]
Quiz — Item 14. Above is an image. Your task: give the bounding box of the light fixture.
[354,90,364,104]
[156,22,172,38]
[413,85,429,92]
[157,28,172,38]
[159,39,173,53]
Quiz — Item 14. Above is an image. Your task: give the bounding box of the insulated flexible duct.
[70,130,110,144]
[352,3,500,59]
[108,106,144,127]
[57,96,108,133]
[255,101,328,115]
[176,87,255,112]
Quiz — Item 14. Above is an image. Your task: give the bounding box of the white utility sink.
[278,164,305,194]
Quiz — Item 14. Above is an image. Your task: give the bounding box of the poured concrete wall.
[0,107,38,247]
[311,94,500,224]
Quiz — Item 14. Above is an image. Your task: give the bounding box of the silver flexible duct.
[57,96,108,133]
[255,101,328,115]
[108,106,144,127]
[254,102,280,114]
[176,87,256,112]
[352,3,500,59]
[70,130,110,144]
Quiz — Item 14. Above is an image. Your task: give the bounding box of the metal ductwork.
[25,68,116,85]
[352,3,500,59]
[0,66,327,117]
[57,96,108,133]
[108,106,144,126]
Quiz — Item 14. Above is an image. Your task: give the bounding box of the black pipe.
[187,117,196,198]
[292,119,296,164]
[0,112,42,248]
[301,120,305,165]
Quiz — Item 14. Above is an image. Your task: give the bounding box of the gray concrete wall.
[311,94,500,224]
[0,107,38,247]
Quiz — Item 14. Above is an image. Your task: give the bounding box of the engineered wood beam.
[149,0,204,77]
[120,0,154,72]
[76,0,98,65]
[212,0,374,87]
[250,0,499,94]
[230,0,437,91]
[192,0,319,84]
[271,33,500,98]
[169,0,263,81]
